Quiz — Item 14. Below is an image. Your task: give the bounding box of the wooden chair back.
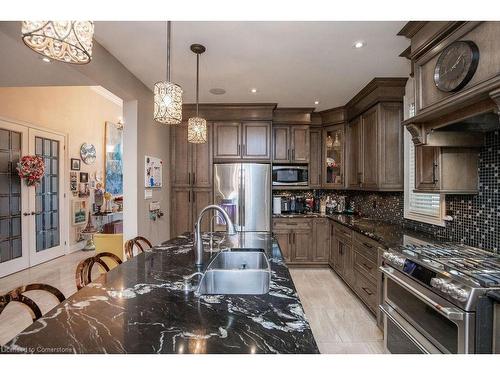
[124,236,152,260]
[0,283,65,321]
[75,252,122,290]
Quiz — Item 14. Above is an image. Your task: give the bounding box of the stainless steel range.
[380,243,500,354]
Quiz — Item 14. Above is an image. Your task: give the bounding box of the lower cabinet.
[170,188,212,238]
[273,218,327,265]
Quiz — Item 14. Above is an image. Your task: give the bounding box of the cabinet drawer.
[353,233,379,262]
[354,269,377,312]
[353,251,377,282]
[273,219,312,230]
[334,223,352,241]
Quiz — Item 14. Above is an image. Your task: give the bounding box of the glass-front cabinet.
[322,124,345,188]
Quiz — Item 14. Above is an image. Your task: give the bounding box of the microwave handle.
[380,266,465,322]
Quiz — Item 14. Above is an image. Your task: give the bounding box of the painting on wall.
[72,200,88,226]
[145,155,162,188]
[105,121,123,196]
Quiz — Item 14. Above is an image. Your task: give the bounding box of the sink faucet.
[194,205,237,266]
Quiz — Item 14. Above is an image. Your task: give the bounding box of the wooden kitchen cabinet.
[330,223,354,284]
[312,218,330,262]
[272,125,309,163]
[414,146,479,194]
[214,121,271,161]
[322,124,345,188]
[272,218,317,265]
[346,103,403,191]
[170,122,213,238]
[309,128,322,188]
[274,230,292,262]
[293,231,312,262]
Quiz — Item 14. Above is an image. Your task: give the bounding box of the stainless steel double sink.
[196,249,271,295]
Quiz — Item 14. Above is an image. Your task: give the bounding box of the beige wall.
[0,86,123,246]
[0,21,171,246]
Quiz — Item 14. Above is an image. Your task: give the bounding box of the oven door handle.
[380,266,465,322]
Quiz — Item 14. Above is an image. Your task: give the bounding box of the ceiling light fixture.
[154,21,183,125]
[353,41,366,49]
[21,21,94,64]
[187,44,207,144]
[314,100,319,105]
[251,88,257,93]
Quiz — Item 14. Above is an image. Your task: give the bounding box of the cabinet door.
[214,122,241,159]
[415,146,440,191]
[171,122,192,187]
[192,188,213,232]
[378,103,403,190]
[192,122,213,188]
[242,122,271,160]
[313,219,330,262]
[361,107,378,189]
[341,242,354,286]
[309,129,322,188]
[274,231,291,263]
[346,117,361,189]
[293,230,312,262]
[170,189,192,238]
[291,126,309,163]
[322,124,345,188]
[273,126,290,163]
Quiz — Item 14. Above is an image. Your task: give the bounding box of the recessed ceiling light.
[250,88,257,93]
[353,41,366,49]
[209,88,226,95]
[314,101,319,105]
[41,56,51,63]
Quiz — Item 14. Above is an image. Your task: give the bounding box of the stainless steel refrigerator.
[213,163,271,232]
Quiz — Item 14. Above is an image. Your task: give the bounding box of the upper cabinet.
[308,127,322,188]
[272,125,310,163]
[322,124,345,188]
[344,79,406,191]
[272,108,314,164]
[171,121,213,188]
[214,121,271,161]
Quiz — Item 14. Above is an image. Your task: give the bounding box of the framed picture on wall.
[72,200,88,226]
[71,158,81,171]
[79,172,89,183]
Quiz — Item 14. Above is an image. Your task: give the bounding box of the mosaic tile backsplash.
[404,130,500,252]
[275,131,500,252]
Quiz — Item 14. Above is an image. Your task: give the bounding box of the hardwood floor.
[0,250,96,346]
[1,253,385,353]
[289,268,386,354]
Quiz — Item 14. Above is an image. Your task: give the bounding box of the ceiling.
[94,21,409,111]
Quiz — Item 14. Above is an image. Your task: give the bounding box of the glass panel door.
[28,129,65,266]
[0,121,29,277]
[323,124,345,188]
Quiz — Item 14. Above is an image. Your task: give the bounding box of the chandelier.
[21,21,94,64]
[188,44,207,144]
[154,21,183,125]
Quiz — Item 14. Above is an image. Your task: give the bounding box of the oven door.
[380,265,475,354]
[272,166,308,186]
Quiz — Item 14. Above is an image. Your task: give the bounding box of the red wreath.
[17,155,45,186]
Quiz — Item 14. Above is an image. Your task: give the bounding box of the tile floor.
[0,253,386,353]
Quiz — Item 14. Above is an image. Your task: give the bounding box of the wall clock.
[80,143,96,165]
[433,40,479,93]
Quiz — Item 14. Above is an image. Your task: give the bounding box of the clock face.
[434,41,479,92]
[80,143,96,165]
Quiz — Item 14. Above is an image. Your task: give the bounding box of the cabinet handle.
[432,162,438,184]
[362,262,373,270]
[362,242,374,249]
[188,190,191,202]
[287,149,290,161]
[361,287,373,296]
[237,144,240,156]
[188,172,191,185]
[292,149,295,160]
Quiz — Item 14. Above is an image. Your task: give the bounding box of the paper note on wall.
[145,156,163,188]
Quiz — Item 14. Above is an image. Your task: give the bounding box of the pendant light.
[21,21,94,64]
[187,44,207,143]
[154,21,183,125]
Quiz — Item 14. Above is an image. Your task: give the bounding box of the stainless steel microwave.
[272,165,308,186]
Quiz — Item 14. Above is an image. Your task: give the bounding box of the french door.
[0,119,66,277]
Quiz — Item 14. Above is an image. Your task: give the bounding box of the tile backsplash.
[275,130,500,252]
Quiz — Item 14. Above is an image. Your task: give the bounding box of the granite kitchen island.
[3,232,319,354]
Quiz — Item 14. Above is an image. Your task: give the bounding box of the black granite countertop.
[2,232,319,354]
[273,213,441,249]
